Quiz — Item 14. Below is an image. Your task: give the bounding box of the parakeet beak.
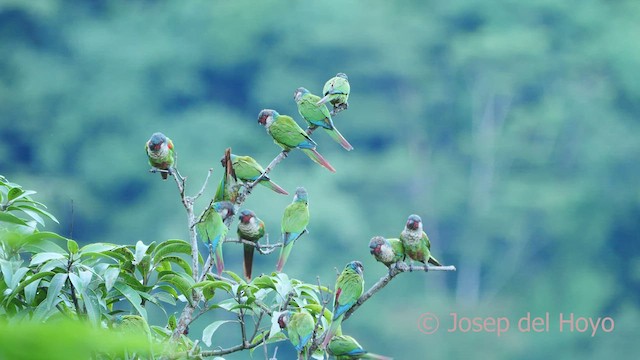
[407,220,418,230]
[369,244,379,255]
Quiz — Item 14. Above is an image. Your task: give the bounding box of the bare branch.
[224,237,283,255]
[199,330,270,357]
[307,276,330,357]
[194,168,214,200]
[343,264,456,321]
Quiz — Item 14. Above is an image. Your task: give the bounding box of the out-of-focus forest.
[1,0,638,358]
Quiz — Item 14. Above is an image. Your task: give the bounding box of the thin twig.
[343,264,456,321]
[194,168,214,200]
[279,291,296,312]
[307,276,330,357]
[199,330,270,357]
[224,237,283,255]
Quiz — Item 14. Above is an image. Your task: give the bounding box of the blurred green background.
[1,0,639,358]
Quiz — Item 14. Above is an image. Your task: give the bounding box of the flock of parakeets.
[145,73,445,359]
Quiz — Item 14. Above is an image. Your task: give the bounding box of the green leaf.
[201,320,236,347]
[14,206,45,226]
[33,273,68,321]
[153,291,176,306]
[30,252,66,267]
[82,288,102,325]
[158,255,193,277]
[69,273,84,294]
[251,275,276,290]
[0,212,27,226]
[67,239,79,254]
[79,243,119,254]
[4,271,55,305]
[0,259,15,287]
[224,270,245,285]
[6,187,27,202]
[9,267,29,289]
[14,204,59,224]
[193,280,232,293]
[152,239,192,262]
[103,267,120,292]
[113,282,147,318]
[134,241,149,265]
[167,314,177,331]
[158,272,194,302]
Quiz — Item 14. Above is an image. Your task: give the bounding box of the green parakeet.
[317,73,350,111]
[257,109,336,173]
[294,87,353,151]
[399,214,442,271]
[214,148,240,202]
[229,154,288,195]
[368,236,404,268]
[114,315,151,339]
[327,335,392,360]
[113,315,153,358]
[196,201,235,275]
[322,261,364,349]
[278,311,315,359]
[237,209,265,281]
[276,187,309,272]
[145,132,175,180]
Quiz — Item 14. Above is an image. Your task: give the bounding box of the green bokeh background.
[1,0,638,358]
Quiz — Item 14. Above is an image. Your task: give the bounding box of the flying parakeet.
[237,209,265,281]
[368,236,404,268]
[276,187,309,272]
[322,261,364,349]
[294,87,353,151]
[257,109,336,173]
[145,132,175,180]
[214,148,240,202]
[399,214,442,271]
[327,335,392,360]
[229,154,288,195]
[317,73,350,111]
[278,311,315,358]
[196,201,235,276]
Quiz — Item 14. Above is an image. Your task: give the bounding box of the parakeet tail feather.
[259,180,289,195]
[301,148,336,173]
[243,243,255,281]
[428,255,442,267]
[214,244,225,276]
[316,94,331,106]
[324,127,353,151]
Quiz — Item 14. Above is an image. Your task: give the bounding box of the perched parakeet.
[214,148,240,203]
[399,214,442,271]
[229,154,288,195]
[276,187,310,272]
[327,335,392,360]
[257,109,336,173]
[368,236,404,268]
[114,315,151,339]
[294,87,353,151]
[278,311,315,358]
[237,209,265,281]
[113,315,153,358]
[196,201,235,276]
[322,261,364,349]
[317,73,350,111]
[145,132,175,180]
